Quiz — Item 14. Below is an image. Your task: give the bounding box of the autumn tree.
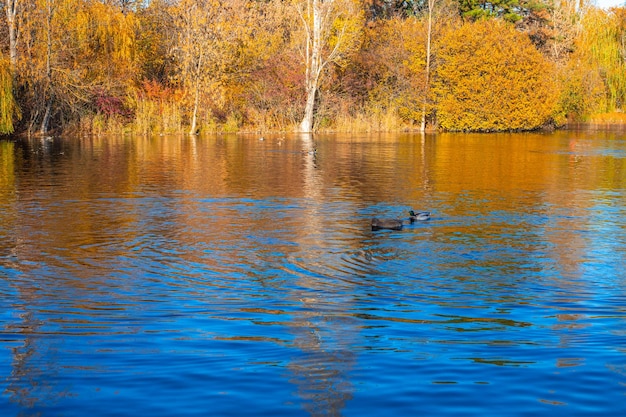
[507,0,582,64]
[38,0,53,134]
[222,0,290,130]
[136,0,177,84]
[557,57,605,120]
[295,0,364,132]
[544,0,580,63]
[573,6,626,113]
[1,0,21,134]
[171,0,261,134]
[420,0,434,131]
[433,19,559,131]
[13,0,139,134]
[358,17,428,125]
[348,1,457,130]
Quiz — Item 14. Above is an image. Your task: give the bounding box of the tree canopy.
[0,0,624,135]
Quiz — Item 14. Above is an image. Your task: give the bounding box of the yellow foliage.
[588,111,626,124]
[557,56,607,120]
[433,20,559,131]
[16,0,139,123]
[8,0,623,134]
[575,7,626,113]
[362,17,428,123]
[328,0,366,67]
[0,58,19,134]
[49,0,139,84]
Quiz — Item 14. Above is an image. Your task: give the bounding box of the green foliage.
[433,19,558,131]
[458,0,523,22]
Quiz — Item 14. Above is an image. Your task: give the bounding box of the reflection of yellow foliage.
[0,141,15,191]
[434,20,559,131]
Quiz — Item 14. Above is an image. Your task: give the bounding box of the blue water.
[1,131,625,416]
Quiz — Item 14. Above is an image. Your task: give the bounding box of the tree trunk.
[189,86,199,135]
[40,98,52,136]
[300,85,316,132]
[421,0,434,132]
[40,0,53,136]
[297,0,361,132]
[299,0,323,132]
[6,0,19,69]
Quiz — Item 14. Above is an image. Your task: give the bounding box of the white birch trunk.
[40,0,54,135]
[6,0,19,69]
[297,0,359,132]
[420,0,434,132]
[189,86,199,135]
[299,0,324,132]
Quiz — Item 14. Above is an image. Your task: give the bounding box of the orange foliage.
[139,80,180,103]
[433,19,559,131]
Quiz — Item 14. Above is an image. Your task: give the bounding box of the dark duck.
[371,210,431,231]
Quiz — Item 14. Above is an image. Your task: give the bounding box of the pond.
[1,129,625,416]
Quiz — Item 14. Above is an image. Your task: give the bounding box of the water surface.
[1,130,625,416]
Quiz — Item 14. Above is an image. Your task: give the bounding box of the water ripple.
[2,133,626,416]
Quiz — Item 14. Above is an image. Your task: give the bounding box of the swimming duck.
[371,218,404,231]
[371,210,431,231]
[409,210,431,222]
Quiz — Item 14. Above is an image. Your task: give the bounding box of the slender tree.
[296,0,363,132]
[420,0,434,132]
[40,0,54,135]
[4,0,19,69]
[171,0,206,135]
[171,0,257,134]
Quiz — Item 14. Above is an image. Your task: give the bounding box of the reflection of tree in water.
[288,305,356,417]
[287,134,357,416]
[5,309,60,415]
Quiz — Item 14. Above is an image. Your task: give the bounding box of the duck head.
[409,210,431,222]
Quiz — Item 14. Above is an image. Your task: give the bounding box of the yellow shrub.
[0,58,19,134]
[433,20,559,131]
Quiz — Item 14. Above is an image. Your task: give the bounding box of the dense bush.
[433,19,559,131]
[0,59,18,134]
